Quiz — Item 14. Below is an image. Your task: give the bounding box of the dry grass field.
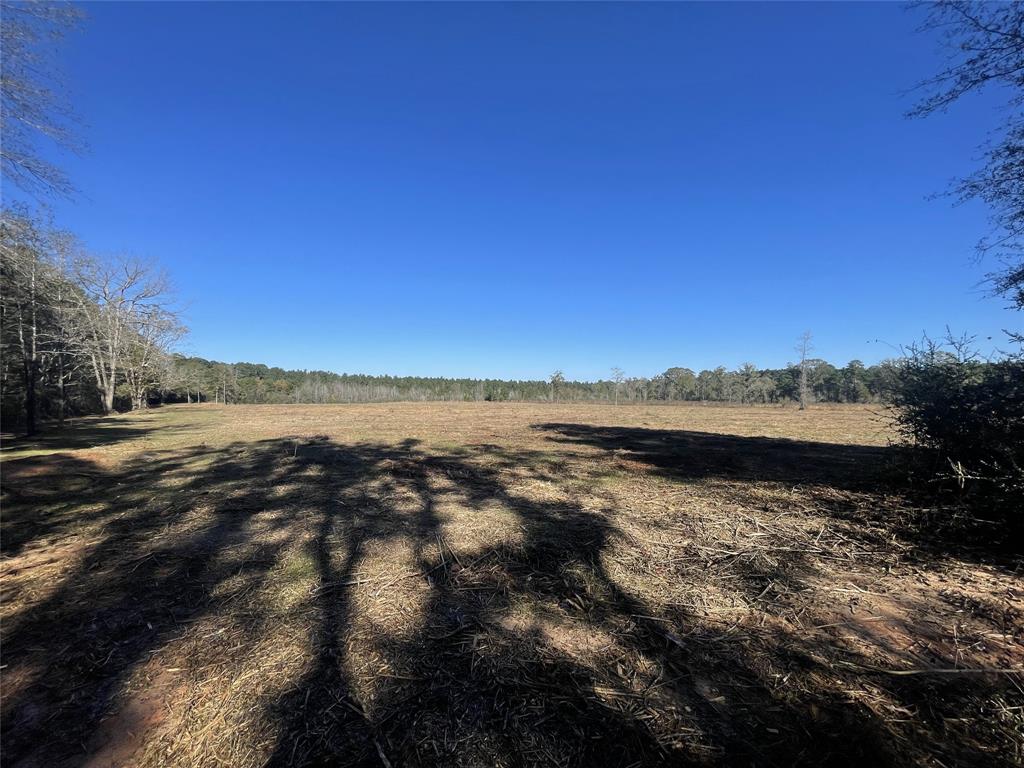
[1,402,1021,767]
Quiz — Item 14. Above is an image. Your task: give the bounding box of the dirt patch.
[82,669,177,768]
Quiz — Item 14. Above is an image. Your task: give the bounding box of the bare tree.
[121,306,186,410]
[549,369,564,403]
[0,210,52,433]
[47,230,76,424]
[910,1,1024,311]
[170,357,205,403]
[796,331,813,410]
[0,0,84,197]
[0,209,91,431]
[214,362,237,404]
[70,255,176,414]
[610,367,624,405]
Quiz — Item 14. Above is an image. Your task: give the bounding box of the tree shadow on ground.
[1,433,1018,767]
[532,422,890,491]
[532,422,1024,565]
[0,415,165,455]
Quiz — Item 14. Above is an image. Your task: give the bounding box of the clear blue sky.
[34,1,1020,379]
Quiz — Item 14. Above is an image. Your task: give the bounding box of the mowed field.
[1,403,1021,767]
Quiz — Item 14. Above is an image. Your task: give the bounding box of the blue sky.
[28,1,1020,379]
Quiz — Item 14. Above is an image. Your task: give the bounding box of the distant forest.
[167,355,897,406]
[1,206,897,434]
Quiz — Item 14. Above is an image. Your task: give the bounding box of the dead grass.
[1,402,1021,767]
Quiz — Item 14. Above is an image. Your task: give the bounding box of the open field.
[2,403,1021,767]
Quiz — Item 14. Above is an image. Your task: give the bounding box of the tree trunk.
[57,354,66,426]
[19,262,39,436]
[23,359,37,436]
[102,384,115,415]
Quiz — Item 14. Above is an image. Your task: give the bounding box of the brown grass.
[1,402,1021,767]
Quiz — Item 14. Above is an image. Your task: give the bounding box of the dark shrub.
[889,336,1023,532]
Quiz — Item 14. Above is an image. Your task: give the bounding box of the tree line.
[1,208,183,433]
[160,354,897,407]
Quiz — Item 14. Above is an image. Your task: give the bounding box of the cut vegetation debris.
[2,403,1022,767]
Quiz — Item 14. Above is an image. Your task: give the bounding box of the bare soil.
[1,402,1021,767]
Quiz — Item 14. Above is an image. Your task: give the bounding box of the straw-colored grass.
[2,403,1021,767]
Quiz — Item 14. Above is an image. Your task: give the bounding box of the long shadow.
[262,442,391,767]
[257,440,901,765]
[1,442,311,765]
[532,422,1024,564]
[1,415,203,557]
[533,422,890,491]
[348,446,909,767]
[0,415,161,454]
[1,434,1016,767]
[1,453,114,556]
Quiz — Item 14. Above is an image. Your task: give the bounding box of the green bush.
[889,336,1023,529]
